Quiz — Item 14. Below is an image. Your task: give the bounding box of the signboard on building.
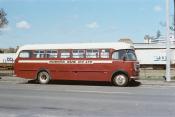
[0,53,16,63]
[135,49,175,65]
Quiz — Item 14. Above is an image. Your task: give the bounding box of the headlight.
[134,63,140,71]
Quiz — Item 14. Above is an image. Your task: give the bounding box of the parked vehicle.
[14,42,139,86]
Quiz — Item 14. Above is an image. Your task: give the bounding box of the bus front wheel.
[37,71,50,84]
[112,74,129,87]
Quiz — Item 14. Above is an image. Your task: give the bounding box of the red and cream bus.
[14,42,139,86]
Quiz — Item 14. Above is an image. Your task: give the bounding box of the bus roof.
[17,42,134,54]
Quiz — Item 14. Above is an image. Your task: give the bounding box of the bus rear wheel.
[112,74,129,87]
[37,71,50,84]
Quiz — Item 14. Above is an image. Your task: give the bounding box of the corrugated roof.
[133,43,175,49]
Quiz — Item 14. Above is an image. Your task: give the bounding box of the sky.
[0,0,174,48]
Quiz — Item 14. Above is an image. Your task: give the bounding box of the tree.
[156,30,161,39]
[144,35,154,43]
[0,9,8,28]
[0,49,3,53]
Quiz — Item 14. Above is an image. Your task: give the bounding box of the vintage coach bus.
[14,42,139,86]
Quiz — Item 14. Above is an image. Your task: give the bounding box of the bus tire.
[112,74,129,87]
[37,71,50,84]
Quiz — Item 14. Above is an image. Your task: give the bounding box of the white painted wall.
[135,49,175,65]
[0,53,16,63]
[1,49,175,65]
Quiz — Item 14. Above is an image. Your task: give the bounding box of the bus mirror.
[123,56,126,61]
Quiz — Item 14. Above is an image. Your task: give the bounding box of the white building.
[134,43,175,69]
[0,53,16,63]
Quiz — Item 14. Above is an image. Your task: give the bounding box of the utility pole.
[174,0,175,37]
[166,0,171,81]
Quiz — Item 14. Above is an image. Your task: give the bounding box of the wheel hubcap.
[115,75,126,85]
[39,72,49,83]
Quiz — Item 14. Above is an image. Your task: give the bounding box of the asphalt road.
[0,77,175,117]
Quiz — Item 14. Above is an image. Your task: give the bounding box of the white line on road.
[65,90,132,94]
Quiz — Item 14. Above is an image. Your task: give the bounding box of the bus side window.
[19,51,31,58]
[72,50,85,58]
[46,50,57,58]
[33,50,45,58]
[86,49,99,58]
[60,50,70,58]
[101,49,109,58]
[112,50,125,60]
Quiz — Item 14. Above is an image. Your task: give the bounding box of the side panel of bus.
[15,59,134,82]
[53,60,133,82]
[14,48,137,82]
[14,58,38,79]
[49,59,110,81]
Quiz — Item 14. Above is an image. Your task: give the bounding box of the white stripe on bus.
[18,60,113,64]
[18,60,49,63]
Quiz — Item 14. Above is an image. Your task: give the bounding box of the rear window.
[19,51,32,58]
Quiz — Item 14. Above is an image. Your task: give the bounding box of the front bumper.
[130,76,139,80]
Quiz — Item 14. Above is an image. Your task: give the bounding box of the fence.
[0,59,14,76]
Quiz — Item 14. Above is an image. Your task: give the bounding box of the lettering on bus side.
[85,60,93,64]
[67,60,76,64]
[49,60,93,64]
[77,60,93,64]
[49,60,66,64]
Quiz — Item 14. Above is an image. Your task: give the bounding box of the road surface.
[0,77,175,117]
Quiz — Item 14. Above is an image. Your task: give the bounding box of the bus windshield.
[112,49,137,61]
[125,50,137,61]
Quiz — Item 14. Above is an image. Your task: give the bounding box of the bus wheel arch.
[111,70,129,87]
[37,69,51,84]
